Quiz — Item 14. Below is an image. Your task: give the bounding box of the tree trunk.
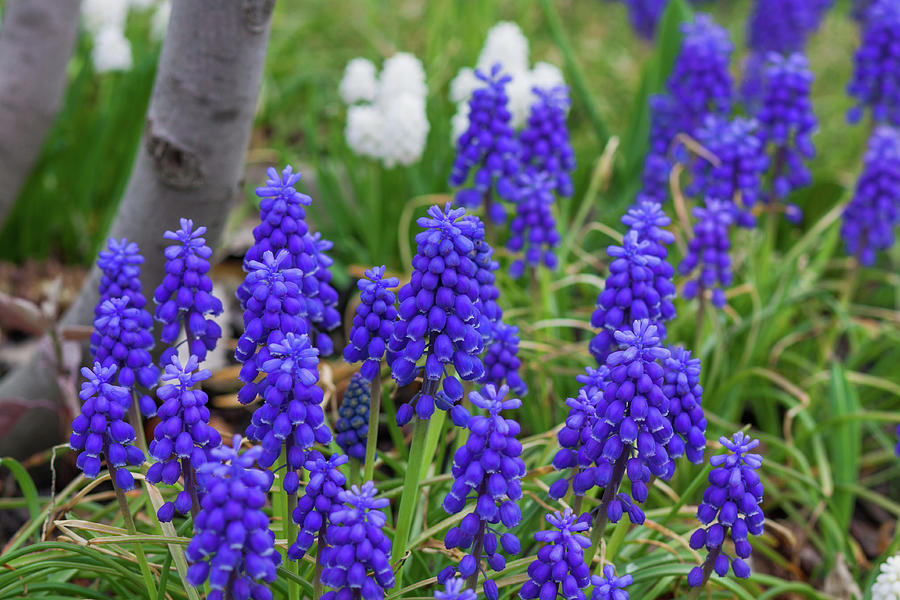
[0,0,276,459]
[0,0,83,225]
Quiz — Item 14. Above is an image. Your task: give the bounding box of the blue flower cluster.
[153,219,223,365]
[507,170,560,278]
[186,436,280,600]
[637,14,734,204]
[679,199,736,308]
[96,237,147,312]
[519,86,575,197]
[755,52,817,221]
[590,201,676,366]
[288,451,348,560]
[450,65,520,225]
[336,372,372,461]
[520,509,592,600]
[590,565,633,600]
[146,355,221,521]
[469,216,503,337]
[91,297,159,417]
[235,250,306,405]
[847,0,900,126]
[841,126,900,265]
[620,0,668,40]
[746,0,831,55]
[241,165,340,356]
[687,115,768,227]
[435,578,477,600]
[440,385,525,598]
[70,363,145,490]
[688,432,765,586]
[667,14,734,130]
[320,482,395,600]
[247,332,331,493]
[663,347,706,464]
[344,266,398,381]
[481,322,528,396]
[388,204,485,425]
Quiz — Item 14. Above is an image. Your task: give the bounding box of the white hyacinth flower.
[151,0,171,41]
[376,52,427,105]
[81,0,129,34]
[345,104,383,159]
[449,21,566,140]
[873,555,900,600]
[379,93,430,168]
[339,58,378,105]
[91,28,133,73]
[478,21,530,76]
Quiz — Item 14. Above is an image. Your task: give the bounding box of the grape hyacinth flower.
[288,451,348,560]
[663,347,706,464]
[687,115,769,226]
[439,385,525,598]
[746,0,831,56]
[96,237,147,311]
[621,0,667,40]
[481,321,528,396]
[146,355,221,521]
[69,363,145,490]
[468,215,503,338]
[679,198,736,308]
[621,201,677,307]
[153,219,224,365]
[247,332,331,493]
[449,64,520,225]
[240,165,340,356]
[344,266,398,382]
[91,297,159,417]
[548,367,609,500]
[436,578,477,600]
[518,85,575,197]
[852,0,876,21]
[519,509,592,600]
[336,372,371,461]
[507,170,560,278]
[667,14,734,132]
[320,482,395,600]
[755,52,817,221]
[841,126,900,266]
[186,436,280,600]
[590,565,633,600]
[636,94,684,204]
[388,204,485,425]
[847,0,900,126]
[687,432,765,586]
[589,228,673,365]
[235,249,306,405]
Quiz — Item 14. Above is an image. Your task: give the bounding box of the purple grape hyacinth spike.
[847,0,900,126]
[344,265,399,382]
[450,64,521,225]
[519,509,592,600]
[69,362,145,491]
[153,218,224,365]
[687,432,764,587]
[185,436,281,600]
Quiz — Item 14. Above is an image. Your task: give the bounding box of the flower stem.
[286,490,299,600]
[180,458,201,518]
[128,393,148,456]
[465,516,487,592]
[364,372,382,483]
[391,415,431,578]
[313,521,327,600]
[109,464,158,600]
[685,545,722,600]
[694,288,707,354]
[586,452,629,567]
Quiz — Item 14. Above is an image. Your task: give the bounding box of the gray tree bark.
[0,0,276,459]
[0,0,83,225]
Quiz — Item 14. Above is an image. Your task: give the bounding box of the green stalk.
[349,458,362,487]
[585,453,629,568]
[313,522,327,600]
[364,372,383,483]
[391,417,431,577]
[108,465,158,599]
[285,492,299,600]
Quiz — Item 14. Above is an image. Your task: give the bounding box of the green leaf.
[0,457,41,536]
[826,363,862,531]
